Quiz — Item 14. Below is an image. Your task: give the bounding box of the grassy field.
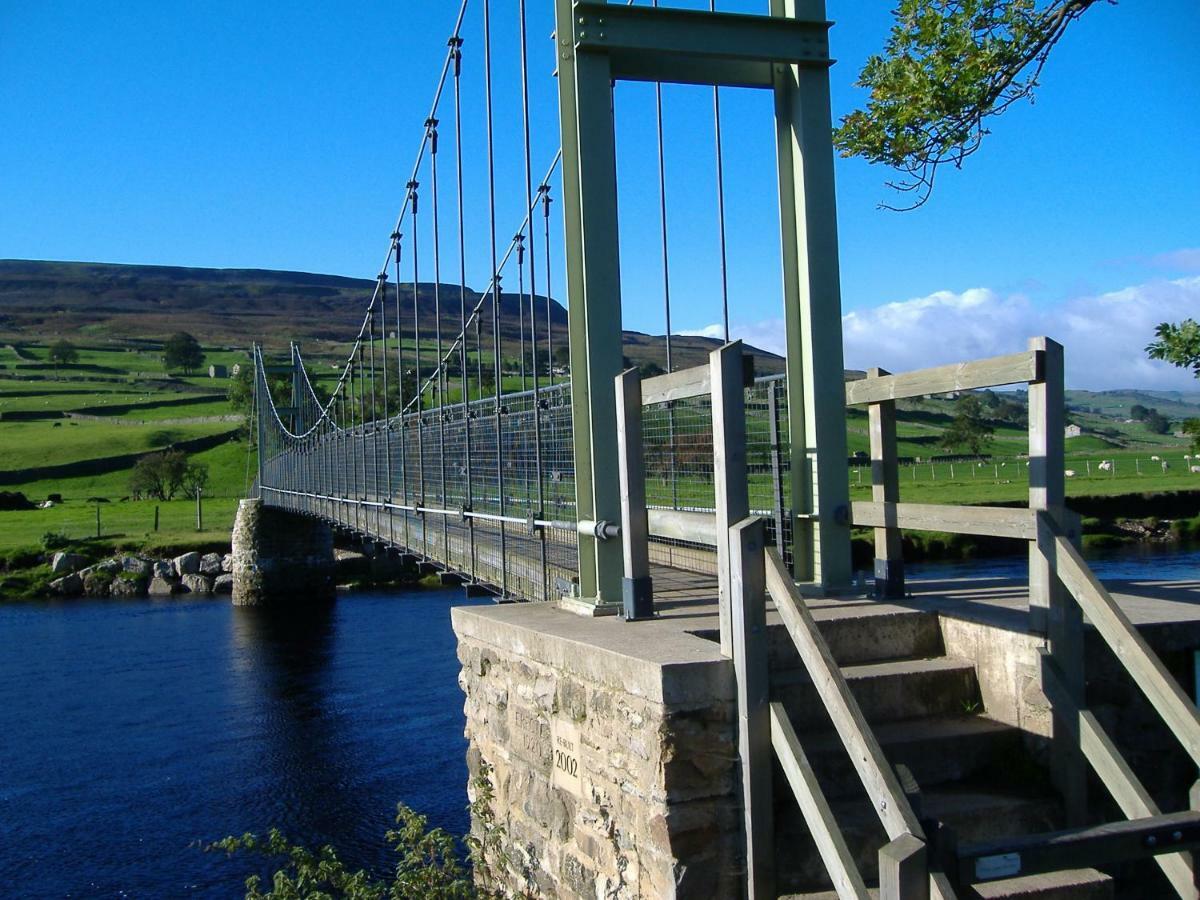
[0,498,240,558]
[2,339,1198,562]
[0,343,252,558]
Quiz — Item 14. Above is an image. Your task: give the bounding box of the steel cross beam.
[573,2,831,87]
[554,0,851,612]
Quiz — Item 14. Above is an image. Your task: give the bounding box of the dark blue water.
[908,543,1200,582]
[0,589,485,899]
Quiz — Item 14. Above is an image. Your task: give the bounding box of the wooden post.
[1029,335,1086,823]
[730,517,774,899]
[154,505,159,532]
[713,341,749,656]
[868,368,904,598]
[95,504,100,539]
[880,833,929,900]
[196,488,203,532]
[768,379,788,559]
[616,368,653,620]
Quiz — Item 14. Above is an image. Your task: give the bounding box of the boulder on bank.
[49,572,83,595]
[181,573,213,595]
[148,576,180,596]
[221,553,234,573]
[49,552,88,575]
[110,575,146,598]
[152,559,176,580]
[213,573,234,594]
[81,570,112,598]
[174,552,201,575]
[199,553,223,577]
[122,556,152,578]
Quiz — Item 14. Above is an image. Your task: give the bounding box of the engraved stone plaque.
[550,718,583,797]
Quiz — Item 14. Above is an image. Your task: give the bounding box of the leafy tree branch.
[835,0,1112,209]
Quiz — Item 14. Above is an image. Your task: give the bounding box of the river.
[2,547,1198,898]
[0,588,487,898]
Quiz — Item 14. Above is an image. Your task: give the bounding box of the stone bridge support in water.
[230,498,336,606]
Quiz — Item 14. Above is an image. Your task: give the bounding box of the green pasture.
[0,419,237,472]
[8,441,256,503]
[0,498,240,556]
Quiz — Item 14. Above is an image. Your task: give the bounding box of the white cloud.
[699,275,1200,392]
[1150,248,1200,272]
[679,323,725,339]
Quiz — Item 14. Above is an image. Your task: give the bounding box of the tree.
[553,346,571,370]
[835,0,1110,209]
[1147,319,1200,378]
[940,393,995,455]
[1147,318,1200,451]
[162,332,205,374]
[181,460,209,498]
[639,361,665,379]
[129,450,189,500]
[47,340,78,374]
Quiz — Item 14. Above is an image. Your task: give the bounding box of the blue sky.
[1,1,1197,389]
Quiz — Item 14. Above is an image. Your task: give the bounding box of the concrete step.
[768,602,943,669]
[802,714,1021,799]
[782,868,1112,899]
[775,656,982,730]
[776,788,1061,892]
[974,868,1114,899]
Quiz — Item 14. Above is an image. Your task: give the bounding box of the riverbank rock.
[49,552,88,575]
[148,576,180,596]
[122,556,152,578]
[213,574,234,594]
[152,559,176,580]
[199,553,223,577]
[110,576,145,598]
[82,570,112,598]
[181,573,213,595]
[174,552,201,575]
[221,553,234,573]
[49,573,83,595]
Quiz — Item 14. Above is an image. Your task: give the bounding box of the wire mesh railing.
[258,352,795,600]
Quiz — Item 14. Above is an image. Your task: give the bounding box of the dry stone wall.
[453,607,742,899]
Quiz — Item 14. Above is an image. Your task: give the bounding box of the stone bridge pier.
[230,498,336,606]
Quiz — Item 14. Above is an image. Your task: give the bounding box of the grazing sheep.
[1098,460,1113,472]
[1192,466,1200,474]
[1065,469,1076,478]
[1151,455,1161,462]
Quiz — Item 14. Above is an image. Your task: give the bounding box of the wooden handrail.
[764,547,924,841]
[1037,511,1200,767]
[1042,653,1196,896]
[640,362,711,405]
[769,701,871,900]
[850,501,1039,541]
[845,350,1042,405]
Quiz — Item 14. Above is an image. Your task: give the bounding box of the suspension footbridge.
[242,2,1200,898]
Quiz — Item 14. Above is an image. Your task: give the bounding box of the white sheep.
[1065,469,1076,478]
[1151,455,1161,462]
[1192,466,1200,474]
[1098,460,1113,472]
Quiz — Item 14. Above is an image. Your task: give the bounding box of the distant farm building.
[1064,423,1083,438]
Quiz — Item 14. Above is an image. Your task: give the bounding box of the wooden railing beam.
[844,350,1042,406]
[764,547,923,841]
[769,702,870,900]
